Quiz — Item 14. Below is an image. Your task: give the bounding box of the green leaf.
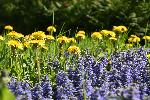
[0,86,15,100]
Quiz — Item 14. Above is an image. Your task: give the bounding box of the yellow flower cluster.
[57,36,68,44]
[100,30,117,41]
[68,38,76,43]
[147,54,150,59]
[56,36,76,44]
[101,30,116,37]
[4,25,13,31]
[24,31,49,49]
[0,36,4,41]
[75,31,85,40]
[30,31,46,40]
[30,40,45,46]
[143,36,150,40]
[7,40,23,50]
[24,35,31,41]
[126,43,133,48]
[24,42,30,48]
[21,31,54,50]
[7,31,24,39]
[68,45,80,54]
[77,31,85,35]
[47,26,56,32]
[128,35,140,43]
[46,35,55,40]
[113,26,127,33]
[91,32,102,40]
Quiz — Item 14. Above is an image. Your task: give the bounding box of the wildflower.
[56,71,76,99]
[57,36,68,44]
[132,37,140,43]
[101,30,109,36]
[126,43,133,48]
[128,35,140,43]
[4,25,13,31]
[24,35,32,41]
[77,31,85,35]
[128,38,133,43]
[31,31,46,40]
[30,40,45,46]
[113,26,128,32]
[7,40,23,50]
[68,45,81,54]
[68,38,76,43]
[0,36,4,41]
[7,31,24,39]
[46,35,55,40]
[109,37,117,41]
[24,42,30,48]
[143,36,150,40]
[47,26,56,32]
[147,54,150,59]
[75,33,85,40]
[91,32,102,40]
[130,35,138,38]
[109,31,116,37]
[101,30,116,37]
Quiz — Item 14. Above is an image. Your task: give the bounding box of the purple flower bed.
[8,48,150,100]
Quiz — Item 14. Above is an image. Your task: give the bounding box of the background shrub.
[0,0,150,36]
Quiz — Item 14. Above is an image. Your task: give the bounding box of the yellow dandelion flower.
[0,36,5,41]
[91,32,102,40]
[113,26,128,33]
[75,33,85,40]
[68,45,81,54]
[130,35,137,38]
[132,37,140,43]
[31,31,46,40]
[109,37,117,41]
[7,31,24,39]
[7,40,23,50]
[147,54,150,59]
[101,30,116,37]
[109,31,116,37]
[77,31,85,35]
[24,42,30,48]
[46,35,55,40]
[24,35,32,41]
[47,26,56,32]
[128,38,133,43]
[68,38,76,43]
[126,43,133,48]
[101,30,109,36]
[143,36,150,40]
[57,36,68,44]
[4,25,13,31]
[128,35,140,43]
[30,40,45,46]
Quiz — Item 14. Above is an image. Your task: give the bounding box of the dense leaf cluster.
[0,0,150,35]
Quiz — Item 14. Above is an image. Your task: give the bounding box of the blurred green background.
[0,0,150,35]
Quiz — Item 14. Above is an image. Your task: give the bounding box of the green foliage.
[0,71,15,100]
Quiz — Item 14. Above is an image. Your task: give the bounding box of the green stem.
[36,48,40,81]
[83,80,86,100]
[52,10,55,25]
[145,40,147,48]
